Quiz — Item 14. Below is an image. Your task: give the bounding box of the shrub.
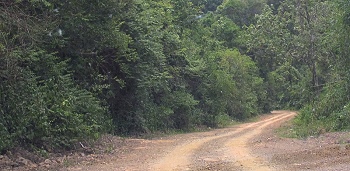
[0,50,111,152]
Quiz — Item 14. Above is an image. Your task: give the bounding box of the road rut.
[151,111,296,171]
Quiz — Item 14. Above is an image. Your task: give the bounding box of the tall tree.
[244,0,337,108]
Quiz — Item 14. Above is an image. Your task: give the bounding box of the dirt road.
[150,111,295,171]
[59,110,350,171]
[63,111,294,171]
[4,110,350,171]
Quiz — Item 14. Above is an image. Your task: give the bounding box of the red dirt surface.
[2,111,350,171]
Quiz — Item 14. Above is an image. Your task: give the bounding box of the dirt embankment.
[2,111,350,171]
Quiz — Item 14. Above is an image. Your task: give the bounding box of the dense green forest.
[0,0,349,152]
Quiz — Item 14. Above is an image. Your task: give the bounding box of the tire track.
[150,111,296,171]
[224,111,296,171]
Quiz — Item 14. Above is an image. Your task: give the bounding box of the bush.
[293,105,333,137]
[31,74,111,149]
[293,79,350,137]
[0,50,111,152]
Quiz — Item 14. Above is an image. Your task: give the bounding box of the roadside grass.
[276,120,329,138]
[275,119,299,138]
[276,117,337,139]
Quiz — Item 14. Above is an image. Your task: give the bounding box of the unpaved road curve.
[65,110,350,171]
[67,111,296,171]
[151,111,295,171]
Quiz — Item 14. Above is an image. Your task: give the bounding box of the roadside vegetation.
[0,0,349,153]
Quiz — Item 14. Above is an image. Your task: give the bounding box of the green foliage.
[0,49,110,151]
[294,79,350,137]
[192,0,224,12]
[106,0,265,133]
[35,74,110,148]
[244,0,338,106]
[290,1,350,136]
[197,49,263,127]
[266,63,305,109]
[292,107,333,137]
[215,114,232,128]
[218,0,266,27]
[241,0,350,136]
[211,15,241,48]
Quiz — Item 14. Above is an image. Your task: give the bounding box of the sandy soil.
[2,110,350,171]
